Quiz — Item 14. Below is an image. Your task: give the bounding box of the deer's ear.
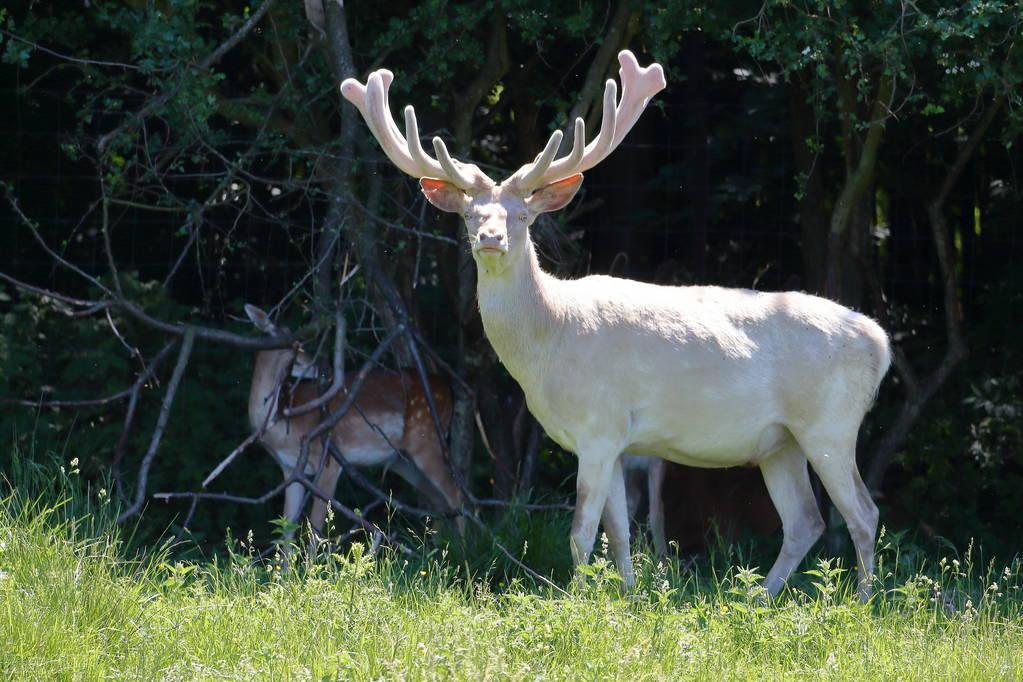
[420,178,468,213]
[244,304,275,334]
[526,174,584,214]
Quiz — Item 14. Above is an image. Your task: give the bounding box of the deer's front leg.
[570,449,618,572]
[308,451,344,542]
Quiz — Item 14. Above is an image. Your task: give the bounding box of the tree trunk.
[560,0,636,153]
[787,76,828,293]
[446,13,511,486]
[824,72,891,302]
[318,1,358,322]
[863,98,1003,491]
[322,2,412,367]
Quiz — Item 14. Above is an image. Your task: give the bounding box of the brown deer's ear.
[244,304,277,334]
[525,174,584,214]
[420,178,469,213]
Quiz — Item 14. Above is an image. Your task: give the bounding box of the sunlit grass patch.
[1,462,1021,680]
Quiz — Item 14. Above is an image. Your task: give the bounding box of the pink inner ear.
[420,178,449,192]
[528,173,584,214]
[420,178,466,214]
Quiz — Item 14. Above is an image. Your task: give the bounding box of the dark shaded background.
[1,1,1021,567]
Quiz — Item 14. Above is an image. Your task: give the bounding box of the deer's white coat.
[342,50,889,598]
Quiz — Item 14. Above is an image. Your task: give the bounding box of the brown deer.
[244,304,463,541]
[341,50,889,599]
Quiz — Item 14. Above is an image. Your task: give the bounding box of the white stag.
[243,304,463,542]
[341,51,890,598]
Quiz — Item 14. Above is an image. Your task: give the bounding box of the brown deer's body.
[245,305,462,540]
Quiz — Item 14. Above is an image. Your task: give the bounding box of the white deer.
[340,50,890,598]
[243,304,464,542]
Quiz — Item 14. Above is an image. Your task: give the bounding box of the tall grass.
[1,458,1021,680]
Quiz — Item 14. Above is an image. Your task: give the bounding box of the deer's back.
[527,278,889,463]
[258,368,451,471]
[321,369,452,466]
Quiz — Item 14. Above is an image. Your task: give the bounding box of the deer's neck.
[476,242,562,387]
[248,350,291,429]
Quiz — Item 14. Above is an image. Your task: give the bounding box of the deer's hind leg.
[647,457,668,558]
[794,426,879,601]
[759,438,825,596]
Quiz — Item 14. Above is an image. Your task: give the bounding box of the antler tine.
[563,117,586,170]
[341,70,495,191]
[377,70,412,155]
[570,78,618,174]
[510,81,615,193]
[403,105,445,179]
[349,71,421,178]
[510,129,564,192]
[504,50,666,194]
[432,137,477,189]
[611,50,666,149]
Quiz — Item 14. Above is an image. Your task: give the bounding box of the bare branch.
[463,513,569,596]
[3,183,114,298]
[0,27,149,71]
[99,186,123,298]
[281,308,348,417]
[292,324,405,472]
[200,431,263,489]
[111,341,177,499]
[343,190,460,245]
[864,99,1005,491]
[0,271,105,312]
[326,443,444,520]
[473,498,573,512]
[118,327,196,523]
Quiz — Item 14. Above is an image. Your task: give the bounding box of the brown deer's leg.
[308,451,344,541]
[403,440,466,535]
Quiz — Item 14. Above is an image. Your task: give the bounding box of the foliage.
[0,274,288,546]
[964,374,1023,470]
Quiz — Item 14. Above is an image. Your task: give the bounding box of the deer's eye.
[463,212,472,221]
[518,212,528,222]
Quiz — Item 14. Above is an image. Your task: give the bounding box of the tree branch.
[110,340,178,499]
[865,99,1005,491]
[118,327,196,523]
[561,0,637,153]
[826,73,894,298]
[98,0,279,153]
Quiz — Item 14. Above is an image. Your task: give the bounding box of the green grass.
[1,466,1022,679]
